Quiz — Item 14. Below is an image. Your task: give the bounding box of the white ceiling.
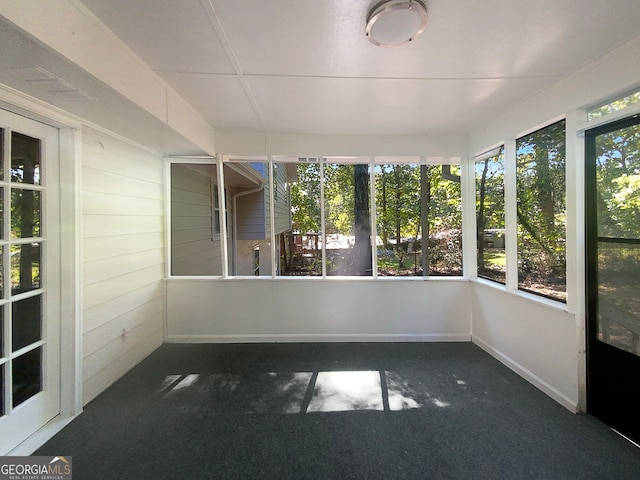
[3,0,640,141]
[76,0,640,137]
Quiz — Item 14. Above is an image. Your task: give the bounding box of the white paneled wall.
[82,127,165,404]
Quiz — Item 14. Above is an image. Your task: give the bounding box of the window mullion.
[217,159,229,278]
[504,139,518,291]
[369,157,378,278]
[320,158,327,278]
[268,156,276,278]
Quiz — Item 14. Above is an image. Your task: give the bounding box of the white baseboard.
[166,333,471,343]
[472,335,578,412]
[8,414,80,456]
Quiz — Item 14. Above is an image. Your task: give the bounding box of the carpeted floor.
[37,342,640,479]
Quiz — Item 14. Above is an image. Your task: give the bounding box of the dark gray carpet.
[37,343,640,479]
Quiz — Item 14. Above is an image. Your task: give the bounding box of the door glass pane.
[12,295,42,352]
[0,364,4,415]
[10,190,41,239]
[597,243,640,355]
[0,246,3,298]
[595,123,640,239]
[11,132,41,185]
[11,243,41,294]
[0,128,4,181]
[0,306,3,357]
[595,121,640,356]
[0,186,4,239]
[12,347,42,407]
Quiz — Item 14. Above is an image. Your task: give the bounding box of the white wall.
[81,127,165,404]
[470,282,579,411]
[166,278,471,343]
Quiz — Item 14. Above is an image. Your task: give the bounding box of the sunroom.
[0,0,639,462]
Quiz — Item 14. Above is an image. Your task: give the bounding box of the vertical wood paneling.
[81,127,165,404]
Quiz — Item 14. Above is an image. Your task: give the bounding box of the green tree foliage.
[595,123,640,238]
[375,164,421,246]
[476,150,505,282]
[516,120,566,299]
[290,162,321,233]
[288,161,462,276]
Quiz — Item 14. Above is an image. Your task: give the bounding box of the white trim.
[470,277,573,314]
[268,156,277,277]
[472,335,578,412]
[369,157,377,279]
[167,333,472,343]
[461,155,476,277]
[577,101,640,134]
[516,114,566,140]
[7,414,79,456]
[503,139,518,291]
[0,86,82,452]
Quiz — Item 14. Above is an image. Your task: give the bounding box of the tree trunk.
[477,157,489,269]
[420,165,431,276]
[351,164,372,275]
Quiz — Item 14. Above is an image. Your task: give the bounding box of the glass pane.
[11,132,41,185]
[0,245,3,298]
[0,306,3,357]
[10,189,41,239]
[0,128,4,181]
[597,242,640,356]
[594,123,640,239]
[324,163,372,276]
[12,295,42,352]
[375,164,423,276]
[476,149,506,283]
[170,163,222,276]
[11,243,40,294]
[232,161,272,276]
[0,186,3,239]
[12,347,42,407]
[281,162,322,276]
[0,364,4,415]
[589,89,640,121]
[425,165,463,276]
[516,120,566,301]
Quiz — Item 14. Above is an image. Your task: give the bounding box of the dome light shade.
[366,0,428,47]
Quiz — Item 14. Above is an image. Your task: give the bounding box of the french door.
[586,114,640,443]
[0,110,60,454]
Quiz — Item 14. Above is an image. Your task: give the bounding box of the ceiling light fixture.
[365,0,428,47]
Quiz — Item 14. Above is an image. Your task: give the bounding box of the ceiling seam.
[154,71,562,82]
[200,0,269,132]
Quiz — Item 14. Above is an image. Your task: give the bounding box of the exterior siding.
[236,162,291,240]
[273,163,291,235]
[171,164,223,275]
[81,127,165,404]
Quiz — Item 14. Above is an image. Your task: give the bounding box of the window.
[476,147,505,284]
[516,120,566,301]
[376,163,422,276]
[324,160,372,276]
[588,87,640,121]
[423,164,462,276]
[170,163,223,276]
[169,156,463,279]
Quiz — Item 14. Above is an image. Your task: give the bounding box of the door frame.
[0,85,82,454]
[584,112,640,439]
